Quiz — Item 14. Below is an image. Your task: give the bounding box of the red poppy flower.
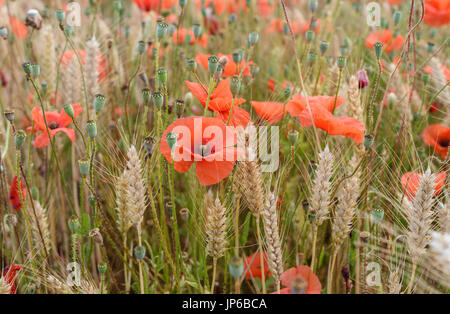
[185,79,249,127]
[286,94,346,117]
[9,176,26,211]
[132,0,176,11]
[9,17,27,39]
[60,50,108,82]
[196,53,252,77]
[401,171,446,201]
[276,265,322,294]
[250,101,285,124]
[2,265,21,294]
[366,30,405,53]
[298,103,365,143]
[257,0,275,17]
[266,18,320,35]
[267,78,275,92]
[387,0,403,4]
[422,124,450,159]
[26,104,82,148]
[424,0,450,27]
[172,29,208,48]
[244,252,270,280]
[160,117,239,186]
[226,0,248,14]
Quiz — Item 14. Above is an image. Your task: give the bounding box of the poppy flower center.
[438,139,450,148]
[197,143,216,157]
[289,276,307,294]
[49,122,59,130]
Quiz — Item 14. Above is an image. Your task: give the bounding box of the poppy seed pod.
[374,42,383,59]
[14,130,27,148]
[0,26,8,39]
[4,110,15,123]
[340,45,348,55]
[22,62,32,76]
[178,0,187,7]
[41,82,48,95]
[152,91,164,109]
[55,8,65,22]
[25,9,42,30]
[232,50,242,64]
[290,276,307,294]
[308,0,318,12]
[228,256,244,279]
[78,158,90,177]
[113,1,123,11]
[230,75,241,97]
[393,11,402,26]
[359,231,370,245]
[248,32,259,45]
[185,58,197,72]
[426,42,435,53]
[89,228,103,245]
[422,73,431,85]
[157,22,168,40]
[97,263,107,275]
[337,56,346,69]
[94,94,106,113]
[305,30,315,42]
[157,68,167,85]
[363,134,374,149]
[307,51,317,64]
[192,23,202,39]
[166,132,178,151]
[68,216,81,233]
[143,136,155,157]
[64,25,74,37]
[134,245,146,260]
[288,130,299,146]
[137,40,146,54]
[184,92,193,107]
[228,13,237,24]
[371,208,384,224]
[207,55,219,75]
[31,64,40,78]
[179,208,189,221]
[175,99,185,118]
[142,88,151,106]
[63,103,74,118]
[319,41,329,54]
[86,120,97,138]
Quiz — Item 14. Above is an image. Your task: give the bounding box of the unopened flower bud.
[63,103,74,118]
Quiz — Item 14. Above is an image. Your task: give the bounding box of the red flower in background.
[276,265,322,294]
[160,117,239,186]
[266,18,320,35]
[27,104,82,148]
[185,79,250,127]
[9,176,26,211]
[424,0,450,27]
[9,17,27,39]
[60,50,108,82]
[401,171,446,201]
[2,265,21,294]
[172,28,208,47]
[366,30,405,53]
[132,0,176,12]
[250,101,285,124]
[196,54,252,77]
[387,0,403,4]
[422,124,450,159]
[286,95,346,117]
[244,252,269,280]
[0,70,7,87]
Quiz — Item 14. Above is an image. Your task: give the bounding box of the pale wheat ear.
[85,36,101,117]
[205,197,227,259]
[30,200,51,257]
[115,172,133,234]
[429,57,450,107]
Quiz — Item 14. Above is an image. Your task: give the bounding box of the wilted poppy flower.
[60,50,108,81]
[356,70,369,89]
[185,79,250,127]
[424,0,450,27]
[2,265,21,294]
[276,265,322,294]
[422,124,450,159]
[172,28,208,47]
[250,101,285,124]
[298,103,365,143]
[244,252,270,280]
[366,30,405,53]
[0,70,6,87]
[9,17,27,39]
[160,117,239,186]
[27,104,82,148]
[9,176,26,211]
[203,8,220,35]
[286,95,346,117]
[132,0,176,12]
[196,53,252,77]
[401,171,446,201]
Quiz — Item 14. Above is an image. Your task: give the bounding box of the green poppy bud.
[64,103,74,118]
[208,55,219,75]
[374,42,383,59]
[78,158,90,177]
[68,216,81,233]
[15,130,27,148]
[157,67,167,85]
[94,94,106,113]
[166,132,178,151]
[134,245,146,260]
[85,120,97,138]
[152,91,164,109]
[97,263,107,275]
[31,186,39,200]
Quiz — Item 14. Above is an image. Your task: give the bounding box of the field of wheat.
[0,0,449,295]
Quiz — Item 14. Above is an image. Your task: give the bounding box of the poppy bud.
[78,158,90,177]
[374,42,383,59]
[26,9,42,30]
[152,91,163,109]
[185,58,197,72]
[184,92,193,107]
[137,40,146,54]
[175,99,185,118]
[319,41,329,54]
[157,68,167,85]
[143,136,155,157]
[288,130,299,146]
[283,86,292,102]
[337,56,346,69]
[15,130,27,148]
[134,245,146,260]
[248,32,259,45]
[166,132,178,151]
[86,120,97,138]
[192,23,202,39]
[63,103,74,118]
[68,216,81,233]
[55,8,65,22]
[94,94,106,113]
[157,22,168,40]
[290,276,307,294]
[89,228,103,245]
[363,134,374,149]
[356,70,369,89]
[0,26,8,40]
[421,73,430,85]
[230,75,241,97]
[305,30,315,42]
[98,263,107,275]
[31,64,40,78]
[207,55,219,75]
[4,110,15,123]
[22,62,32,76]
[228,256,244,279]
[308,0,318,12]
[31,187,39,200]
[393,11,402,26]
[371,208,384,224]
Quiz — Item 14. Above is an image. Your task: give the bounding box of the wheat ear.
[85,36,100,115]
[30,200,51,256]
